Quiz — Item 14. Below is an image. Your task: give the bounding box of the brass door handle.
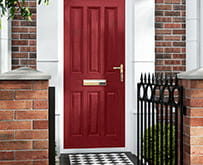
[113,64,124,82]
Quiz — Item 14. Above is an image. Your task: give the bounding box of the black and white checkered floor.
[68,153,134,165]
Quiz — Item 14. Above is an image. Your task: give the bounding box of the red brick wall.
[0,80,49,165]
[12,0,37,70]
[180,79,203,165]
[155,0,186,74]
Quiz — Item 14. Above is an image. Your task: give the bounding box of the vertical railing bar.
[152,87,155,165]
[170,105,173,165]
[144,93,147,164]
[141,93,144,165]
[165,103,168,165]
[180,87,184,165]
[156,101,159,165]
[160,102,164,165]
[148,98,151,164]
[175,104,178,165]
[137,83,140,165]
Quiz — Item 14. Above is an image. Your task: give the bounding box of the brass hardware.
[113,64,124,82]
[83,80,107,86]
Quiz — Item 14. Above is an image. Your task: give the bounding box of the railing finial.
[148,73,151,84]
[152,73,155,84]
[144,73,147,83]
[140,73,143,83]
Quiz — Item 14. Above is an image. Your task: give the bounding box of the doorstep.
[60,152,137,165]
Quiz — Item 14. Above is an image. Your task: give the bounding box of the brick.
[0,121,32,130]
[16,130,48,139]
[191,156,203,164]
[155,29,171,34]
[173,30,185,34]
[155,11,164,16]
[0,161,32,165]
[33,120,48,129]
[190,80,203,88]
[34,160,49,165]
[156,17,171,22]
[155,0,164,2]
[21,59,36,65]
[156,0,164,2]
[16,90,48,100]
[155,66,172,71]
[155,35,164,40]
[190,118,203,126]
[0,100,32,109]
[164,23,181,28]
[29,53,37,58]
[172,66,185,71]
[33,140,48,149]
[12,34,20,39]
[164,36,181,40]
[191,137,203,145]
[188,98,203,107]
[29,40,36,45]
[191,127,203,136]
[191,146,203,155]
[165,11,180,16]
[164,60,181,65]
[155,23,163,28]
[16,151,48,160]
[156,5,171,10]
[0,111,14,120]
[0,131,14,140]
[33,100,48,109]
[12,53,28,58]
[0,152,14,160]
[165,48,181,53]
[12,27,29,33]
[16,110,48,120]
[33,81,48,89]
[165,0,181,4]
[174,5,185,10]
[185,89,203,98]
[173,17,185,22]
[0,81,32,89]
[155,48,164,53]
[12,40,28,45]
[173,54,185,58]
[156,42,171,46]
[0,141,32,150]
[0,91,14,100]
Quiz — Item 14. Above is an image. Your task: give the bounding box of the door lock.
[113,64,124,82]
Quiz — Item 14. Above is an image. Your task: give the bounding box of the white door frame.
[37,0,154,155]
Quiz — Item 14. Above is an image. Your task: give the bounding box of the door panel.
[64,0,125,148]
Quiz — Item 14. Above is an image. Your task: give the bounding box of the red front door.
[64,0,125,148]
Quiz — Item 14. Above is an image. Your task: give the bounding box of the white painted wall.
[0,16,11,73]
[37,0,154,155]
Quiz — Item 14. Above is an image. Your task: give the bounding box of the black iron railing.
[137,73,184,165]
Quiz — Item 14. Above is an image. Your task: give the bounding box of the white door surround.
[186,0,203,70]
[37,0,155,155]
